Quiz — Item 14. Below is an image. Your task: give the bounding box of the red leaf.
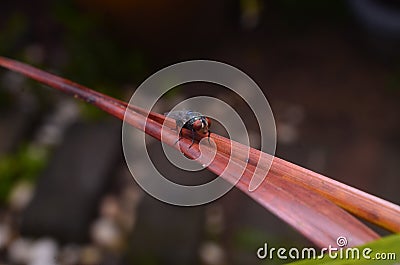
[2,56,399,248]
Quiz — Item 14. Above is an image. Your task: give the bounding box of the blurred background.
[0,0,400,264]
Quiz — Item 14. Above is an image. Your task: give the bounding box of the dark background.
[0,0,399,264]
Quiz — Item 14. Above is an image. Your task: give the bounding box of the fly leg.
[174,126,183,145]
[208,130,211,144]
[189,129,195,148]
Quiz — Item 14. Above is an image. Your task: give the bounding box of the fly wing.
[164,110,187,121]
[164,110,205,129]
[164,110,189,128]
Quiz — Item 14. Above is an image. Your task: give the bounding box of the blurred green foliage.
[0,0,149,203]
[50,0,146,119]
[0,12,28,55]
[234,227,269,251]
[1,0,148,119]
[52,0,146,87]
[276,0,350,29]
[387,68,400,92]
[0,90,13,109]
[0,145,47,203]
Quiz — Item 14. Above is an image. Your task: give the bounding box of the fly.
[165,110,211,148]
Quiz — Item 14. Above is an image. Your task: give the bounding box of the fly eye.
[192,120,203,131]
[205,117,211,128]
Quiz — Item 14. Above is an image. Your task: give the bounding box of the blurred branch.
[1,56,399,248]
